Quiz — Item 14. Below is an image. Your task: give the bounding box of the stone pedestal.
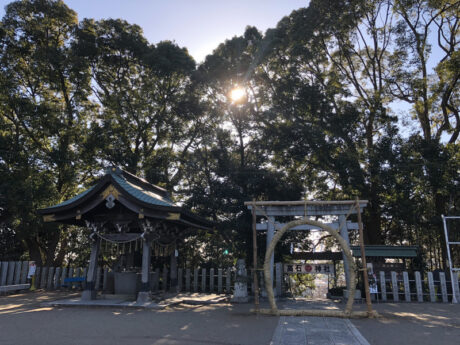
[136,291,151,304]
[231,259,249,303]
[81,288,97,301]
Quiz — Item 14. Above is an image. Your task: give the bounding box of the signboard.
[284,263,334,275]
[27,261,36,278]
[369,272,378,293]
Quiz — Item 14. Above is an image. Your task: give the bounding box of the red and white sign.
[284,263,334,275]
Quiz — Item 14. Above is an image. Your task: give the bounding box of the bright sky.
[0,0,308,63]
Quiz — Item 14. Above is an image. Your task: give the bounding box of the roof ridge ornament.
[105,194,115,209]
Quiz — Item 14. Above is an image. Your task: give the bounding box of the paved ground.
[271,317,369,345]
[352,302,460,345]
[41,293,229,309]
[0,292,277,345]
[1,292,460,345]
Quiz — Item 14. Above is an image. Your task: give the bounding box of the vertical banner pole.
[252,199,259,312]
[356,197,374,316]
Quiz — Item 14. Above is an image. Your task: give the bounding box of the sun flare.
[230,87,246,102]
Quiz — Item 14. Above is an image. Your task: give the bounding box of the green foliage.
[0,0,458,270]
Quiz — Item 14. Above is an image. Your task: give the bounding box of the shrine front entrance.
[39,167,213,303]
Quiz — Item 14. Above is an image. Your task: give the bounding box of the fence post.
[452,273,460,302]
[379,271,387,301]
[162,267,168,291]
[218,268,223,294]
[20,261,29,284]
[40,267,48,289]
[7,262,15,285]
[54,267,62,289]
[47,267,55,290]
[201,268,207,292]
[427,272,436,302]
[1,262,8,286]
[193,268,199,292]
[178,268,183,292]
[439,272,448,303]
[403,271,410,302]
[67,268,74,290]
[226,267,231,294]
[415,271,423,302]
[13,261,21,285]
[391,271,399,302]
[60,267,67,290]
[209,268,214,293]
[276,262,282,297]
[185,268,191,292]
[34,267,41,289]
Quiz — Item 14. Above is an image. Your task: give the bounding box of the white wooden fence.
[0,261,237,294]
[2,261,459,302]
[374,270,460,302]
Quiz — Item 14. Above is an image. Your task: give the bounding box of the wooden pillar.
[275,262,282,297]
[356,199,373,315]
[403,271,410,302]
[218,268,223,294]
[391,271,399,302]
[415,271,423,302]
[201,268,207,292]
[210,268,215,293]
[428,272,436,302]
[82,237,100,300]
[137,239,151,303]
[0,262,8,286]
[170,249,178,292]
[440,272,448,303]
[193,268,199,292]
[267,216,275,289]
[177,268,183,292]
[339,215,351,288]
[380,271,387,301]
[54,267,62,289]
[252,201,259,310]
[185,268,191,292]
[226,267,231,293]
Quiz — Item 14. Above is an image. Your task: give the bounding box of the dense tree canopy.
[0,0,458,269]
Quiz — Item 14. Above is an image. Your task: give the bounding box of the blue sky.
[0,0,307,62]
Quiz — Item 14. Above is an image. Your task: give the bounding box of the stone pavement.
[270,316,370,345]
[270,299,370,345]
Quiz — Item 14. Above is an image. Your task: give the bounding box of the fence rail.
[1,260,459,302]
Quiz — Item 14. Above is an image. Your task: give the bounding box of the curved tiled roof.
[111,172,175,207]
[46,185,96,209]
[39,166,214,230]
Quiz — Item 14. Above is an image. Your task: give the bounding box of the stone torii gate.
[245,200,368,290]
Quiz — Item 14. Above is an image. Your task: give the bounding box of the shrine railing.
[1,260,459,302]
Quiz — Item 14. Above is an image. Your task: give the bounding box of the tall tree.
[79,19,205,190]
[0,0,94,264]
